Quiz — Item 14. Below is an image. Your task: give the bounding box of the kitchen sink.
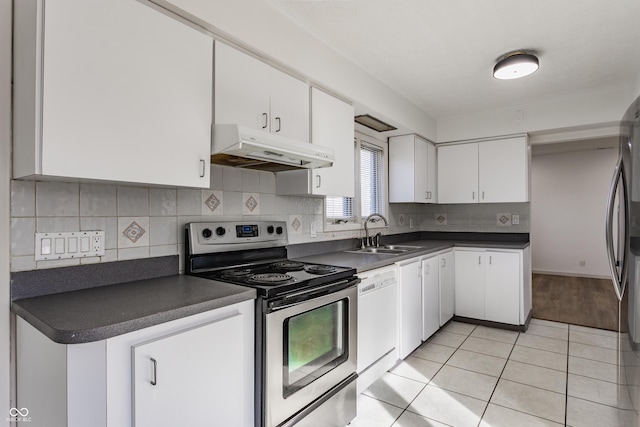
[345,245,423,255]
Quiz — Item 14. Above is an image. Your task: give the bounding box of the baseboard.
[532,269,610,280]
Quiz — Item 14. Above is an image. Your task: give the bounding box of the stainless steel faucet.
[364,213,389,247]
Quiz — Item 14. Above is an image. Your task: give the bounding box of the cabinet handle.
[472,191,476,200]
[315,175,321,188]
[275,117,281,132]
[482,191,485,200]
[441,258,446,267]
[199,159,206,178]
[478,256,481,265]
[262,113,268,129]
[489,256,492,265]
[150,357,158,386]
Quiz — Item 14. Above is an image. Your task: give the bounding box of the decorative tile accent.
[436,213,448,225]
[123,221,146,243]
[118,217,149,248]
[204,192,221,212]
[497,213,512,226]
[242,193,260,215]
[289,215,302,234]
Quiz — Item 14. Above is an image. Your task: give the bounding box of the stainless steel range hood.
[211,124,334,172]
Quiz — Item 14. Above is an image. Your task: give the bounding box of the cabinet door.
[389,135,417,203]
[132,314,245,427]
[437,143,479,203]
[34,0,212,187]
[422,256,440,340]
[454,250,485,319]
[479,137,528,202]
[310,88,355,197]
[427,142,438,202]
[270,70,309,143]
[414,138,430,202]
[439,251,455,326]
[397,260,422,359]
[485,251,520,324]
[214,41,271,130]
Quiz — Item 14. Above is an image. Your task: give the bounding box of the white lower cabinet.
[439,250,455,326]
[16,300,255,427]
[132,314,246,427]
[397,259,423,359]
[422,255,440,340]
[454,248,525,326]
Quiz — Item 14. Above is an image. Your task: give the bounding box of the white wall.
[1,0,11,423]
[437,84,631,142]
[531,147,618,278]
[155,0,437,141]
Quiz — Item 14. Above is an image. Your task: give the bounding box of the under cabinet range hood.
[211,124,334,172]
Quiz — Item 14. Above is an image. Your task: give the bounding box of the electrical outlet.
[35,231,105,260]
[409,218,414,229]
[512,214,520,225]
[310,222,317,238]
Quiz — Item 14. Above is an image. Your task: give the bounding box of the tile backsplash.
[9,165,530,272]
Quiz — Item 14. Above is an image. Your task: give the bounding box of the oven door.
[264,278,358,427]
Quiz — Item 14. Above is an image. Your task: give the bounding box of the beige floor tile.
[390,356,442,384]
[569,341,617,364]
[570,329,618,350]
[516,333,568,355]
[408,385,488,427]
[568,355,621,384]
[363,372,425,409]
[441,321,476,336]
[480,403,564,427]
[566,396,638,427]
[412,342,456,364]
[430,365,499,401]
[570,324,618,338]
[525,323,569,341]
[392,410,450,427]
[471,325,520,344]
[459,336,514,359]
[446,348,507,377]
[501,360,567,394]
[428,331,467,348]
[350,394,403,427]
[567,373,634,410]
[508,345,568,372]
[530,318,569,330]
[490,379,566,424]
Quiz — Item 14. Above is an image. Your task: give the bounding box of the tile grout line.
[477,330,520,425]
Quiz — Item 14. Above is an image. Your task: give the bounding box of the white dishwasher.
[357,265,398,393]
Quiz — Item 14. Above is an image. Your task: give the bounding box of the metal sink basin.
[345,245,423,255]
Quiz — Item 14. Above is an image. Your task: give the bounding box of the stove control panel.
[187,221,289,254]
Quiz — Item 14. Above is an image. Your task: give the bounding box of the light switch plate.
[35,231,105,261]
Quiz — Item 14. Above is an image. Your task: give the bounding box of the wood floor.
[532,273,620,331]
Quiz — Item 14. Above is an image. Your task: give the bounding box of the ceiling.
[266,0,640,120]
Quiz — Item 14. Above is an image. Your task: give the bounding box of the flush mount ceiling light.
[493,51,539,80]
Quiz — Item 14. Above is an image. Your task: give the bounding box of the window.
[325,133,387,227]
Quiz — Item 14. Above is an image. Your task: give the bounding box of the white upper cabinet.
[438,143,479,203]
[479,137,529,203]
[438,136,529,204]
[275,88,355,197]
[13,0,213,187]
[214,41,309,143]
[389,135,437,203]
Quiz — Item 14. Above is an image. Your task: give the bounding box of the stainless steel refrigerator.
[606,94,640,425]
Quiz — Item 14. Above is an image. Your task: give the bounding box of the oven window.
[283,299,349,397]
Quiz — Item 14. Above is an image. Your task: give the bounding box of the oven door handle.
[268,277,360,312]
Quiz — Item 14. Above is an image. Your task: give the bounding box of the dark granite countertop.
[11,275,256,344]
[293,239,529,273]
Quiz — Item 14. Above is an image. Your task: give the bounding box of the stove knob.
[276,226,283,235]
[215,226,226,237]
[267,225,274,234]
[202,228,213,239]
